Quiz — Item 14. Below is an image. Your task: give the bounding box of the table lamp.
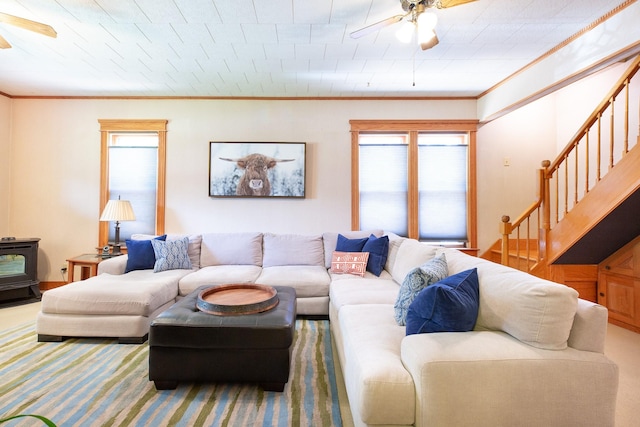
[99,196,136,254]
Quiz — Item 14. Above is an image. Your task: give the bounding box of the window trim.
[98,119,167,248]
[350,119,478,248]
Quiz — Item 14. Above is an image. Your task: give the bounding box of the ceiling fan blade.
[420,31,439,50]
[0,12,57,38]
[0,33,11,49]
[438,0,478,8]
[350,14,407,39]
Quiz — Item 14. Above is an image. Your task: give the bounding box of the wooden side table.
[66,254,107,283]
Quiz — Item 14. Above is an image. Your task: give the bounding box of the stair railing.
[500,54,640,272]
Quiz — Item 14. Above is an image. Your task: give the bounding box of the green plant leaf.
[0,414,57,426]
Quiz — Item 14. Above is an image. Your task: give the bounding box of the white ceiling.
[0,0,630,97]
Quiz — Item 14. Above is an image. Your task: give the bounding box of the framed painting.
[209,142,306,198]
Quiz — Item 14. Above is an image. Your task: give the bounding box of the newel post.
[539,160,551,262]
[500,215,512,266]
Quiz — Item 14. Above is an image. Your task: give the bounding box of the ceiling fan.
[350,0,477,50]
[0,12,57,49]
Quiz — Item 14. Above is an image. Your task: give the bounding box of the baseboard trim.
[39,281,66,291]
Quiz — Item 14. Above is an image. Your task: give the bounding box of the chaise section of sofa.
[36,268,192,343]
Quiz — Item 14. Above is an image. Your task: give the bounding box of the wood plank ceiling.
[0,0,630,97]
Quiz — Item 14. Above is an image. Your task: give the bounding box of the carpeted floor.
[0,319,342,427]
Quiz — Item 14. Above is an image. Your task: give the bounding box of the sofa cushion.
[330,251,369,277]
[439,248,579,350]
[125,234,166,273]
[323,230,384,268]
[177,265,263,296]
[390,239,439,284]
[405,268,479,335]
[200,232,262,267]
[384,233,406,273]
[40,269,188,316]
[394,253,448,326]
[337,304,415,425]
[257,265,330,298]
[262,233,324,267]
[151,237,192,272]
[336,234,369,252]
[329,275,399,313]
[362,234,389,276]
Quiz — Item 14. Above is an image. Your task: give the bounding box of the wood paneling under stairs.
[599,235,640,333]
[548,264,598,302]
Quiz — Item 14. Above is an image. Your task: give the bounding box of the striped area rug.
[0,319,342,427]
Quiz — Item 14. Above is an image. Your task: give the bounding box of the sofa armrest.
[97,255,128,275]
[401,330,618,427]
[568,298,608,353]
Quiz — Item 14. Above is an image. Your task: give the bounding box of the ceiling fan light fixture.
[417,10,438,31]
[395,20,415,43]
[418,28,439,50]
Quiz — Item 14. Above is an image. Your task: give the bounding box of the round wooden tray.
[196,284,279,316]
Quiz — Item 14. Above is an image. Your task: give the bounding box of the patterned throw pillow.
[330,251,370,277]
[393,253,448,326]
[151,236,192,272]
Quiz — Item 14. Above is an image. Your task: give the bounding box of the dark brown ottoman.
[149,285,296,391]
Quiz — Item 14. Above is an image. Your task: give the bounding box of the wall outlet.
[60,266,67,274]
[503,157,511,167]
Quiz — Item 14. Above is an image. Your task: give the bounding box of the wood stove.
[0,238,41,302]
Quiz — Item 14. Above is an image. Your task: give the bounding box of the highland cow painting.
[209,142,306,198]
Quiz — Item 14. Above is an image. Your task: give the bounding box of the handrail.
[499,54,640,273]
[500,167,545,271]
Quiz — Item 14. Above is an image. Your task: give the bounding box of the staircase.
[485,54,640,304]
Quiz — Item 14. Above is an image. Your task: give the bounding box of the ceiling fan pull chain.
[412,49,416,87]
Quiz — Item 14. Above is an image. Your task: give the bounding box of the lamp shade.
[100,199,136,222]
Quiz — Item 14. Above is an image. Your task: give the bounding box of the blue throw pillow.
[362,234,389,276]
[393,253,448,326]
[336,234,369,252]
[151,236,193,272]
[406,268,479,335]
[124,235,167,273]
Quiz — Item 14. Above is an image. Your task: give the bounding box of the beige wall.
[475,95,558,251]
[9,98,480,280]
[0,95,10,235]
[3,61,632,281]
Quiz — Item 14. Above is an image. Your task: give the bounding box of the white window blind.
[107,134,158,242]
[418,134,468,241]
[358,132,468,244]
[358,135,408,236]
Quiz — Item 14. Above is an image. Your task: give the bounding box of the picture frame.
[209,142,306,198]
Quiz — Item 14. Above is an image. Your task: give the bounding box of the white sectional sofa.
[36,230,619,426]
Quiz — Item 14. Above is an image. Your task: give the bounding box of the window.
[98,120,167,248]
[351,120,477,248]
